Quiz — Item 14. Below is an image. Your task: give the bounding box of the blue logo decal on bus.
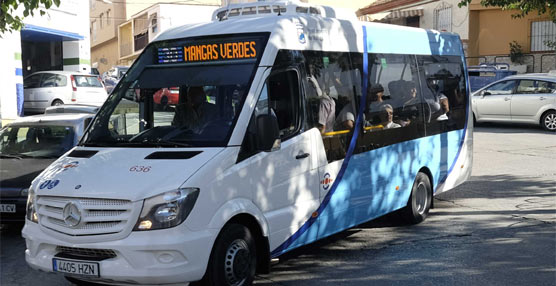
[39,180,60,190]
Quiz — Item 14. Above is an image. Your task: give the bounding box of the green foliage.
[458,0,556,23]
[509,41,524,64]
[0,0,61,37]
[545,40,556,51]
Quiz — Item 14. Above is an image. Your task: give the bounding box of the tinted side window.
[40,73,58,87]
[303,51,360,162]
[74,76,103,88]
[538,81,556,93]
[56,75,67,87]
[355,53,425,152]
[517,80,556,94]
[24,74,42,89]
[268,70,300,139]
[484,80,516,95]
[417,55,468,135]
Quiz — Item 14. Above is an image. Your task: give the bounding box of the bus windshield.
[81,34,267,148]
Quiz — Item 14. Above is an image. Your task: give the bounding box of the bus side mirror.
[256,114,280,152]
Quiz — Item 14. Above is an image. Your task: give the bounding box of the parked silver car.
[44,104,100,114]
[23,71,108,114]
[472,73,556,131]
[0,113,94,223]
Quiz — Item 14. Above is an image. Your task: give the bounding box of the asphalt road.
[1,124,555,286]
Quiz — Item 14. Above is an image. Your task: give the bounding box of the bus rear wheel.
[401,172,432,224]
[204,223,256,286]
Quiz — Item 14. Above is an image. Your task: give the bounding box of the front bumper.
[22,221,218,285]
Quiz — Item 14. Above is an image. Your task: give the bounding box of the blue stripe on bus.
[15,68,23,76]
[270,27,468,257]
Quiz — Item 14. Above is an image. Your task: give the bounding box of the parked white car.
[23,71,108,114]
[472,73,556,131]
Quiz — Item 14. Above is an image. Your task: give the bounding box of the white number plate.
[52,258,100,277]
[0,204,16,213]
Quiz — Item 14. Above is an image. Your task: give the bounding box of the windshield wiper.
[0,154,22,160]
[124,139,192,148]
[80,142,115,147]
[30,155,61,159]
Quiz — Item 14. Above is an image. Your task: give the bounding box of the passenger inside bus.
[377,104,401,129]
[425,78,450,121]
[399,81,420,126]
[365,84,386,125]
[335,98,356,131]
[307,65,336,134]
[172,86,217,133]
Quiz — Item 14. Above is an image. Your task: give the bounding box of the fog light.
[137,220,152,230]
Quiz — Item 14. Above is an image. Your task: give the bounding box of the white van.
[23,71,108,114]
[23,1,472,285]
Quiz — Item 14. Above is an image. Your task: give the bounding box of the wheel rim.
[415,182,428,215]
[53,101,62,106]
[224,239,251,286]
[544,114,556,130]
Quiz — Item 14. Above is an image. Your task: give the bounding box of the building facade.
[467,0,555,72]
[117,2,219,66]
[0,0,90,123]
[357,0,470,53]
[90,0,127,75]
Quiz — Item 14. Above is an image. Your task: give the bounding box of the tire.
[401,172,432,224]
[204,223,257,286]
[52,99,64,106]
[541,110,556,132]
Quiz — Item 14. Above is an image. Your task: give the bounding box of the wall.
[308,0,375,14]
[418,0,469,40]
[91,38,120,75]
[0,33,22,122]
[0,0,90,121]
[91,1,126,47]
[468,2,552,56]
[127,0,220,19]
[158,4,219,33]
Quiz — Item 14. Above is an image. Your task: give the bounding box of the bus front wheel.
[401,172,432,224]
[204,223,257,286]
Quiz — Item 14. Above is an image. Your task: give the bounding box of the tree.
[0,0,61,36]
[458,0,555,23]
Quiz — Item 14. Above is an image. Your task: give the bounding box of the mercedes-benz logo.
[62,202,82,228]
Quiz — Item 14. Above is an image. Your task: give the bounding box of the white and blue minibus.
[23,1,472,285]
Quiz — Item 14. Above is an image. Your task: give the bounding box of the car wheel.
[400,172,432,224]
[541,110,556,132]
[204,223,257,286]
[52,99,64,106]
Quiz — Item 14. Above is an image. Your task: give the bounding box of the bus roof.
[154,0,463,59]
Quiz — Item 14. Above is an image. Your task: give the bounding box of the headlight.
[133,188,199,231]
[26,188,38,223]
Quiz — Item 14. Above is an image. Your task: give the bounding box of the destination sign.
[157,38,261,64]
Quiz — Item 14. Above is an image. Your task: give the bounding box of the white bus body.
[23,1,472,285]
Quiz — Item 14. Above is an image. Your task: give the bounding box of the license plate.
[0,204,15,213]
[52,258,100,277]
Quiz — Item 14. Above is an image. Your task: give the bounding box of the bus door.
[239,68,320,250]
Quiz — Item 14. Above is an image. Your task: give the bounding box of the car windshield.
[0,125,76,158]
[81,34,267,148]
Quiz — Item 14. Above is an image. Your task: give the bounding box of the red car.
[153,87,179,105]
